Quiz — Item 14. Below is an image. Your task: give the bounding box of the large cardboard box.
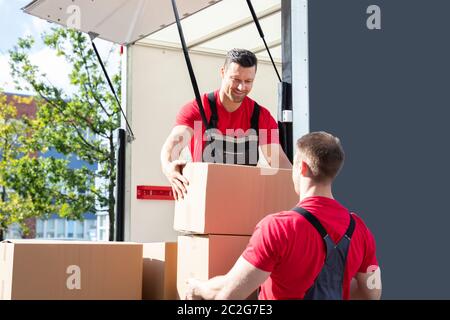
[174,163,298,235]
[0,240,143,300]
[177,234,256,300]
[142,242,178,300]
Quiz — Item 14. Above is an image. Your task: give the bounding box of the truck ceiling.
[22,0,222,46]
[22,0,281,62]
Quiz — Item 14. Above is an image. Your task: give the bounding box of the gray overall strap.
[292,206,355,300]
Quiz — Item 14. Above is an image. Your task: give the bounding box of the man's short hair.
[224,48,258,71]
[296,131,345,183]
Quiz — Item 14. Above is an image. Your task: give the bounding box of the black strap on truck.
[89,34,135,141]
[245,0,292,162]
[170,0,209,128]
[245,0,282,83]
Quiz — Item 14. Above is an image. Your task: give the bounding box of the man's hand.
[163,160,189,201]
[160,125,193,200]
[184,258,269,300]
[185,278,203,300]
[350,267,382,300]
[260,144,292,169]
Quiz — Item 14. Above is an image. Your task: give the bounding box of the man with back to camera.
[185,131,382,300]
[160,48,292,200]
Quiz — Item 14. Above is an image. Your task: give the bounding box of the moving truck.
[23,0,450,298]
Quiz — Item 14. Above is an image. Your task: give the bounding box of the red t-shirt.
[242,196,379,300]
[175,90,279,162]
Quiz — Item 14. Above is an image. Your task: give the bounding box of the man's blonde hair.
[296,131,345,183]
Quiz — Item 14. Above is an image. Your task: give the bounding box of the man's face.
[220,62,256,103]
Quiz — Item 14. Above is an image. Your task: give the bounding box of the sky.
[0,0,120,95]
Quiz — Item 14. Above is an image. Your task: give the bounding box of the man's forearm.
[278,150,293,168]
[350,279,365,299]
[350,278,382,300]
[161,126,193,171]
[161,135,182,172]
[196,276,227,300]
[160,141,173,172]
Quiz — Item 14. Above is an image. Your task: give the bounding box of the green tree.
[7,28,121,240]
[0,91,98,240]
[0,91,34,239]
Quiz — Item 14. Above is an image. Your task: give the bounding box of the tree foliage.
[2,27,121,240]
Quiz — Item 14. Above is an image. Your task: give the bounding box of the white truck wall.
[125,43,280,242]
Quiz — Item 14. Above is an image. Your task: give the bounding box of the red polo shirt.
[242,196,379,300]
[175,90,279,162]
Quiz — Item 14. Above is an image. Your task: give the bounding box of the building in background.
[2,92,107,241]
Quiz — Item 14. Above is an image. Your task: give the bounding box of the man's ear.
[220,66,225,79]
[300,160,310,176]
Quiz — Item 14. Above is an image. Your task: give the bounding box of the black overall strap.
[250,102,260,132]
[293,207,356,243]
[344,214,356,239]
[207,92,260,133]
[207,92,218,129]
[292,207,328,239]
[171,0,208,128]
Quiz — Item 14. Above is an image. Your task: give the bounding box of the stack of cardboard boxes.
[174,163,298,299]
[142,242,178,299]
[0,163,298,300]
[0,240,177,300]
[0,240,143,300]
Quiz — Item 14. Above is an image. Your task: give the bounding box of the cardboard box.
[174,163,298,235]
[177,234,256,300]
[0,240,143,300]
[142,242,178,300]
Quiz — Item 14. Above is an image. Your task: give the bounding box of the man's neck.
[299,183,334,202]
[219,89,242,112]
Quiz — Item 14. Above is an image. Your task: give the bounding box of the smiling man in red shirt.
[160,49,292,200]
[186,131,382,300]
